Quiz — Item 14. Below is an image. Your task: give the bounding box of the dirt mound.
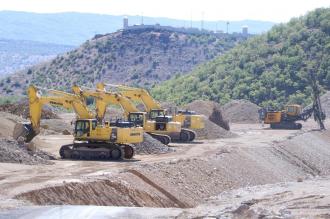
[320,91,330,117]
[184,100,221,117]
[0,100,58,119]
[0,138,54,165]
[209,107,230,130]
[194,117,236,139]
[184,100,232,138]
[0,112,26,138]
[134,133,174,154]
[15,172,187,208]
[222,99,260,123]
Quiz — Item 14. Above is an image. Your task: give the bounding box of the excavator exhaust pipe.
[13,123,37,143]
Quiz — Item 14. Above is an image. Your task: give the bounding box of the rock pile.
[184,100,233,139]
[0,138,54,165]
[134,133,174,154]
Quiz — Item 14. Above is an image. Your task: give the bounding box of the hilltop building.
[242,25,248,35]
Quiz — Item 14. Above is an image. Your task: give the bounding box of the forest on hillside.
[152,8,330,108]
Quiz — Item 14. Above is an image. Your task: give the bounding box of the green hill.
[152,8,330,108]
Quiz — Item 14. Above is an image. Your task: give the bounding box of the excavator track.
[59,142,135,160]
[270,122,302,130]
[149,133,171,145]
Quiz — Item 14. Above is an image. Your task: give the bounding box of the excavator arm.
[105,84,161,112]
[13,85,94,142]
[72,84,139,120]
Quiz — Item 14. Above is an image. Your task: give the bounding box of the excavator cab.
[149,109,166,120]
[285,105,302,117]
[74,119,96,137]
[128,112,146,127]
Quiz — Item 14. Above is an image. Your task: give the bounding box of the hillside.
[0,39,74,76]
[0,11,275,45]
[152,8,330,108]
[0,28,247,95]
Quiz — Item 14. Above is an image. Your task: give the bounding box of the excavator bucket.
[13,122,37,143]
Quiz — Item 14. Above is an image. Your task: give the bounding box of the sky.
[0,0,329,22]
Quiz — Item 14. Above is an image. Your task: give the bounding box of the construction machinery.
[104,84,201,140]
[259,104,316,129]
[74,84,194,144]
[259,71,326,130]
[13,85,143,160]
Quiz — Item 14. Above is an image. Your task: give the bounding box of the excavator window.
[150,110,165,120]
[128,113,144,126]
[75,120,90,137]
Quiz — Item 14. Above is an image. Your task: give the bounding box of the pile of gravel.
[183,100,233,139]
[184,100,221,117]
[194,116,236,139]
[222,99,260,123]
[0,138,54,165]
[134,133,174,155]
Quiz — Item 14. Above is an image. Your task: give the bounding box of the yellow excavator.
[72,84,178,144]
[259,71,326,130]
[13,85,143,160]
[104,84,201,140]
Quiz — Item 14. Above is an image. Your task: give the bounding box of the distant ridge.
[0,10,275,45]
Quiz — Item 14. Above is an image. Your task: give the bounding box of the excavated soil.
[194,116,235,139]
[0,138,54,165]
[222,99,260,123]
[134,133,174,154]
[0,101,58,119]
[15,174,187,208]
[183,100,232,138]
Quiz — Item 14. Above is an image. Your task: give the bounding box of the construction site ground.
[0,113,330,218]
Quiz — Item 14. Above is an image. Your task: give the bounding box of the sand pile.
[0,101,58,119]
[0,138,54,165]
[222,99,260,123]
[134,133,174,154]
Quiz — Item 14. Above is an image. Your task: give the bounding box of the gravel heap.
[222,99,260,123]
[134,133,174,155]
[184,100,221,117]
[0,100,58,119]
[194,116,236,139]
[184,100,233,139]
[0,138,54,165]
[209,106,230,131]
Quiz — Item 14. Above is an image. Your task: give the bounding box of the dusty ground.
[0,114,329,218]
